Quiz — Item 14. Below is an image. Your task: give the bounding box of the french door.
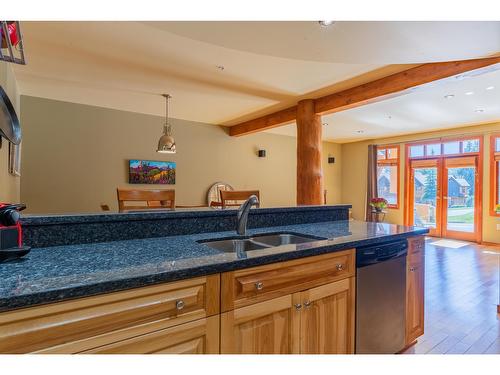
[408,156,481,242]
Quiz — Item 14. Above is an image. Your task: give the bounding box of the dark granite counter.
[0,220,428,312]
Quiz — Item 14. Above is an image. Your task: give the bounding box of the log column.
[296,99,323,205]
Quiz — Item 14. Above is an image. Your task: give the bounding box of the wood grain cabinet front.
[405,236,425,346]
[220,277,355,354]
[0,275,220,354]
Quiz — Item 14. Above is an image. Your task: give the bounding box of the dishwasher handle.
[356,240,408,268]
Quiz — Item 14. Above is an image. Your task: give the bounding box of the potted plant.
[370,197,388,213]
[495,204,500,214]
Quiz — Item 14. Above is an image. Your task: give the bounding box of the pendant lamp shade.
[157,94,176,154]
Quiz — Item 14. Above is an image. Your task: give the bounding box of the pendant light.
[157,94,176,154]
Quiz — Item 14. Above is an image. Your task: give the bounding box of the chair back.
[220,190,260,209]
[117,188,175,212]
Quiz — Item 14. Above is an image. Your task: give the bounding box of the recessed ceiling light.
[322,123,329,126]
[318,21,335,27]
[486,86,495,90]
[465,91,474,96]
[216,65,225,71]
[356,130,364,134]
[444,94,455,99]
[475,109,485,113]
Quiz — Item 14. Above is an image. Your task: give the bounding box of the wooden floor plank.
[403,238,500,355]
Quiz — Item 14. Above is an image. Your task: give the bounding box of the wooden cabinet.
[221,294,300,354]
[82,316,219,354]
[0,275,220,354]
[221,255,356,355]
[298,278,355,354]
[405,236,425,346]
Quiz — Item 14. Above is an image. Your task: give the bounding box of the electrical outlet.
[497,224,500,231]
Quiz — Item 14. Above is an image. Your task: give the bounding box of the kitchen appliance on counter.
[0,203,31,262]
[355,240,408,354]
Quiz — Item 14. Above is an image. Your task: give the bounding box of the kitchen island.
[0,206,428,354]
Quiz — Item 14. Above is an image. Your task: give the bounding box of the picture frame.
[8,141,21,176]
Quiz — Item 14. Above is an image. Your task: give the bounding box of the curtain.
[365,144,378,221]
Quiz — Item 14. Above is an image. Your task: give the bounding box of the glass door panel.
[442,157,478,241]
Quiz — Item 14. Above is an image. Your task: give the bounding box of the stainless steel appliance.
[355,240,408,354]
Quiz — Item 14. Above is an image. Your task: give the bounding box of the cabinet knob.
[336,263,345,271]
[294,303,302,311]
[409,266,416,272]
[255,282,264,291]
[303,301,312,309]
[176,300,185,310]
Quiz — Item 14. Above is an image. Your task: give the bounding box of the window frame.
[376,145,400,209]
[490,133,500,217]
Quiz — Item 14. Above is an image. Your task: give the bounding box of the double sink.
[198,232,326,253]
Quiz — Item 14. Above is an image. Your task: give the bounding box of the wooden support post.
[296,99,323,205]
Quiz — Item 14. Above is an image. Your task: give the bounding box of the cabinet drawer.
[0,275,220,354]
[221,250,354,311]
[407,236,425,265]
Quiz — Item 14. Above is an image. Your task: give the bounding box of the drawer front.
[407,236,425,265]
[222,250,355,311]
[0,275,220,354]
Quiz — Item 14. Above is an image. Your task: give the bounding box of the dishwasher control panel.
[356,240,408,267]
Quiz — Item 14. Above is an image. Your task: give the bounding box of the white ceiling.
[11,21,500,141]
[267,67,500,143]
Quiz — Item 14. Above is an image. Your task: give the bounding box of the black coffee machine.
[0,203,31,262]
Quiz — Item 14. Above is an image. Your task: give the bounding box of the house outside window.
[376,145,400,208]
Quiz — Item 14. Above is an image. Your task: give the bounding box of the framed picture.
[8,142,21,176]
[129,160,176,185]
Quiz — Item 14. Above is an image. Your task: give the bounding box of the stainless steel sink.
[198,232,325,253]
[251,233,323,247]
[198,238,268,253]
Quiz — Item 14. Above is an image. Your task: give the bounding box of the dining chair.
[220,190,260,209]
[116,188,175,212]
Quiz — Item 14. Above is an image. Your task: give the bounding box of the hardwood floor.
[403,238,500,354]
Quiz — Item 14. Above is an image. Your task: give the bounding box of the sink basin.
[198,238,268,253]
[251,233,324,247]
[198,232,325,253]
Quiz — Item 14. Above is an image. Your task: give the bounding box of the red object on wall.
[1,22,20,48]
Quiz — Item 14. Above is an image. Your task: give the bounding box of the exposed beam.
[229,105,297,137]
[314,56,500,115]
[228,56,500,136]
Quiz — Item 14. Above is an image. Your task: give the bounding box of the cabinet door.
[298,277,355,354]
[221,294,300,354]
[82,316,219,354]
[406,262,425,345]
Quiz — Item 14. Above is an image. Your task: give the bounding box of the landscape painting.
[129,160,176,184]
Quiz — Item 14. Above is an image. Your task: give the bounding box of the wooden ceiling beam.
[228,105,297,137]
[228,56,500,137]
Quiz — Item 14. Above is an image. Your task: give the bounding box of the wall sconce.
[258,149,266,158]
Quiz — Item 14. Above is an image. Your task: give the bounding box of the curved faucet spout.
[236,195,260,235]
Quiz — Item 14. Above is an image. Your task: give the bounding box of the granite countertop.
[0,220,428,312]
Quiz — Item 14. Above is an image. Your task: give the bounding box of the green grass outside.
[447,211,474,223]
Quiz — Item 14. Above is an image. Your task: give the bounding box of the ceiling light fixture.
[318,21,335,27]
[322,123,329,126]
[486,86,495,90]
[474,109,485,113]
[216,65,225,71]
[444,94,455,99]
[356,130,364,134]
[465,91,474,96]
[156,94,176,154]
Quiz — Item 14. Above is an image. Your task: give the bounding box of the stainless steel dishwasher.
[355,240,408,354]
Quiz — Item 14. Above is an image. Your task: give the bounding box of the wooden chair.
[116,188,175,212]
[220,190,260,209]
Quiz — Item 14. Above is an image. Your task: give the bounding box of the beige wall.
[20,96,342,214]
[0,62,21,203]
[341,122,500,243]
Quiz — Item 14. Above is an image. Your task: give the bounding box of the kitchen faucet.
[236,195,260,235]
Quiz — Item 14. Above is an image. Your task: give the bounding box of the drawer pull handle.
[409,266,417,272]
[176,300,185,310]
[303,301,312,309]
[336,264,345,271]
[294,303,302,311]
[255,282,264,291]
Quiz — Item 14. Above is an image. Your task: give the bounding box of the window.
[407,137,481,159]
[491,134,500,216]
[377,145,400,208]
